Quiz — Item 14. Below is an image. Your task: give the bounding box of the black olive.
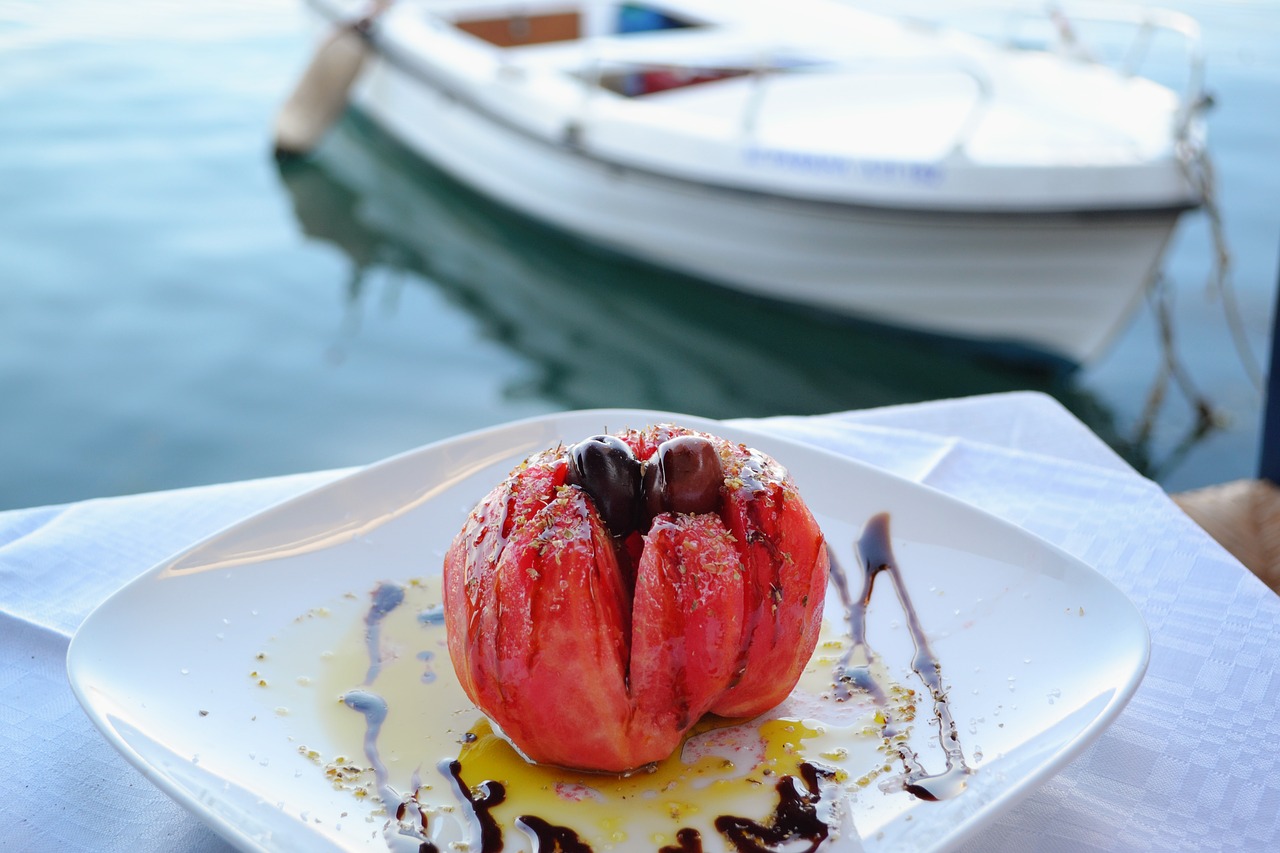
[642,435,723,521]
[566,435,641,536]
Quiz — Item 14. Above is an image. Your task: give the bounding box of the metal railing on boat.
[894,1,1208,143]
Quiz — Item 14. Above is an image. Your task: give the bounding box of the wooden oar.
[273,1,390,158]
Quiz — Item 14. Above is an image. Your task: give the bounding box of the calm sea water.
[2,0,1278,511]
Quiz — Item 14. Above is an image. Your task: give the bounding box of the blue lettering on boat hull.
[744,147,944,186]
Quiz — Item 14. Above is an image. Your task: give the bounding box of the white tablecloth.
[3,392,1278,851]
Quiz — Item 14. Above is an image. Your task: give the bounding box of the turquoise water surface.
[2,0,1278,510]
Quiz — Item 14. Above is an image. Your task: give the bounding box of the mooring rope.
[1131,109,1260,457]
[1136,271,1220,449]
[1176,137,1264,393]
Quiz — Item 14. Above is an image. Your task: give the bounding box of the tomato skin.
[442,426,828,772]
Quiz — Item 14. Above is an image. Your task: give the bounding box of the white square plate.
[68,409,1148,852]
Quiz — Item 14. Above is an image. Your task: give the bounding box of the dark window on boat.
[616,3,699,34]
[598,65,750,97]
[607,4,725,94]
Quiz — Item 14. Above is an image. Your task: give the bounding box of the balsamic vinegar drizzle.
[658,828,705,853]
[831,512,972,801]
[713,762,834,853]
[336,510,970,852]
[343,690,391,789]
[346,583,434,851]
[441,759,507,853]
[346,582,404,802]
[363,582,406,685]
[516,815,593,853]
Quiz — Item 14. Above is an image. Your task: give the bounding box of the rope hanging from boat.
[1136,271,1219,458]
[1176,132,1264,395]
[1134,138,1253,466]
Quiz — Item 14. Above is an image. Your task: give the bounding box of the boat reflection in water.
[275,114,1131,452]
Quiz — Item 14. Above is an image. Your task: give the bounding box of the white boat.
[295,0,1210,366]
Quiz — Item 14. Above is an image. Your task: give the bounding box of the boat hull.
[347,32,1182,366]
